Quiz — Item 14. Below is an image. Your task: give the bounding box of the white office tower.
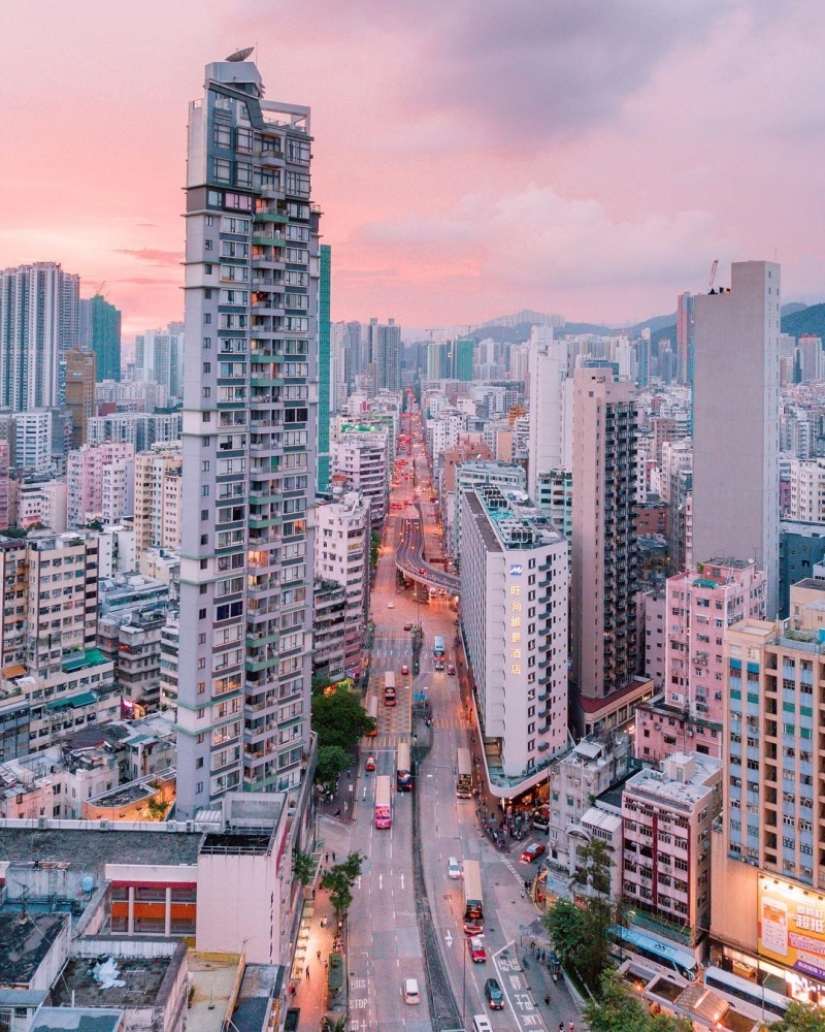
[460,485,568,794]
[693,261,780,617]
[527,325,573,505]
[178,57,320,816]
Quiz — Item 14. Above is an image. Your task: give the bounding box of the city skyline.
[2,1,825,337]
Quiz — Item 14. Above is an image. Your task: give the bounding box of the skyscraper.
[64,349,96,449]
[0,262,79,411]
[454,337,475,381]
[368,317,402,390]
[692,261,780,616]
[526,325,572,504]
[177,56,319,816]
[317,244,331,493]
[82,294,122,382]
[571,367,647,734]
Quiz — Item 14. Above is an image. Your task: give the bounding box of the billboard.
[758,875,825,981]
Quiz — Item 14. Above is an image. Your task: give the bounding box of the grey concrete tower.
[693,261,780,618]
[177,57,319,816]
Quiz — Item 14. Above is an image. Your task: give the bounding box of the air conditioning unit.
[654,723,662,730]
[99,820,110,832]
[686,729,694,737]
[37,816,48,830]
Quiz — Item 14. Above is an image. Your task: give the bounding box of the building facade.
[460,484,568,795]
[571,368,642,731]
[692,261,780,617]
[177,57,319,816]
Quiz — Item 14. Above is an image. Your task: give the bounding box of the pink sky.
[1,0,824,339]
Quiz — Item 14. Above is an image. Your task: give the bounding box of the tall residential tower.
[692,261,780,617]
[177,57,319,816]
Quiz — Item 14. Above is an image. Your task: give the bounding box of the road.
[345,404,579,1032]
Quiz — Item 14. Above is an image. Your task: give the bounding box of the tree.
[771,1001,825,1032]
[315,745,351,793]
[370,531,381,568]
[292,846,315,887]
[311,687,374,751]
[321,1016,348,1032]
[321,852,363,922]
[544,838,616,994]
[312,673,333,696]
[585,969,692,1032]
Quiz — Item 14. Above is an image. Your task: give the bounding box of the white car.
[387,601,395,609]
[447,857,462,879]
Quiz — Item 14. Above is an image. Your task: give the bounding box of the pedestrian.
[545,994,551,1006]
[325,852,329,863]
[521,890,525,900]
[311,889,316,900]
[334,808,341,817]
[305,966,310,979]
[317,949,321,960]
[569,1023,575,1032]
[332,852,337,862]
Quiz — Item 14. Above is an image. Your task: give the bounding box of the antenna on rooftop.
[225,46,254,62]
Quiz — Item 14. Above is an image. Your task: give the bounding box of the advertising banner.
[758,875,825,981]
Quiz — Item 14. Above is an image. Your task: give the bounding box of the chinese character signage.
[758,875,825,981]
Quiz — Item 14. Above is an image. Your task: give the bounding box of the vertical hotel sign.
[758,874,825,980]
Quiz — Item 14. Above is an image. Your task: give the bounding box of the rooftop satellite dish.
[226,46,254,62]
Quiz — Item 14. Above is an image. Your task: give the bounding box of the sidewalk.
[294,817,354,1032]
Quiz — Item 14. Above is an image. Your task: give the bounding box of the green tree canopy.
[321,852,363,921]
[311,686,374,751]
[315,745,351,792]
[770,1001,825,1032]
[292,846,315,887]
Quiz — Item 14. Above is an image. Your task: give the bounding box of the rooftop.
[0,827,202,870]
[188,952,243,1032]
[626,753,720,809]
[31,1008,123,1032]
[50,955,172,1009]
[0,911,67,987]
[231,964,284,1032]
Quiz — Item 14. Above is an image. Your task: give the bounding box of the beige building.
[133,442,182,552]
[712,588,825,1003]
[571,368,648,734]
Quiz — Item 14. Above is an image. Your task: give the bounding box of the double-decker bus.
[433,635,445,658]
[374,775,393,829]
[397,742,413,791]
[608,926,699,983]
[456,747,473,798]
[462,859,483,929]
[383,671,396,706]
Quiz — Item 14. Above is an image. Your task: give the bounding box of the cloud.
[116,248,182,266]
[357,185,738,293]
[404,0,721,142]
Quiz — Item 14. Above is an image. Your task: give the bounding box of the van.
[472,1016,493,1032]
[403,978,420,1005]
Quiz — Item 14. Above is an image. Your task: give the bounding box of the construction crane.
[708,260,718,293]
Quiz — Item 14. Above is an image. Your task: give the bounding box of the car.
[447,664,456,676]
[468,936,487,963]
[463,920,483,936]
[403,978,420,1005]
[400,664,409,675]
[387,601,394,609]
[484,978,505,1010]
[447,857,462,879]
[520,842,547,864]
[403,622,413,631]
[419,568,426,575]
[365,755,376,772]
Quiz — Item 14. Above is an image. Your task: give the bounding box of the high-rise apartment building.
[676,290,694,388]
[317,244,331,493]
[315,490,370,675]
[368,318,402,390]
[134,325,184,397]
[64,349,96,449]
[177,57,319,817]
[454,337,474,381]
[0,262,79,411]
[14,411,52,473]
[693,261,780,617]
[571,368,648,734]
[460,484,568,795]
[133,442,183,552]
[635,558,766,762]
[80,294,122,382]
[527,325,573,505]
[788,458,825,524]
[66,442,134,529]
[330,428,388,527]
